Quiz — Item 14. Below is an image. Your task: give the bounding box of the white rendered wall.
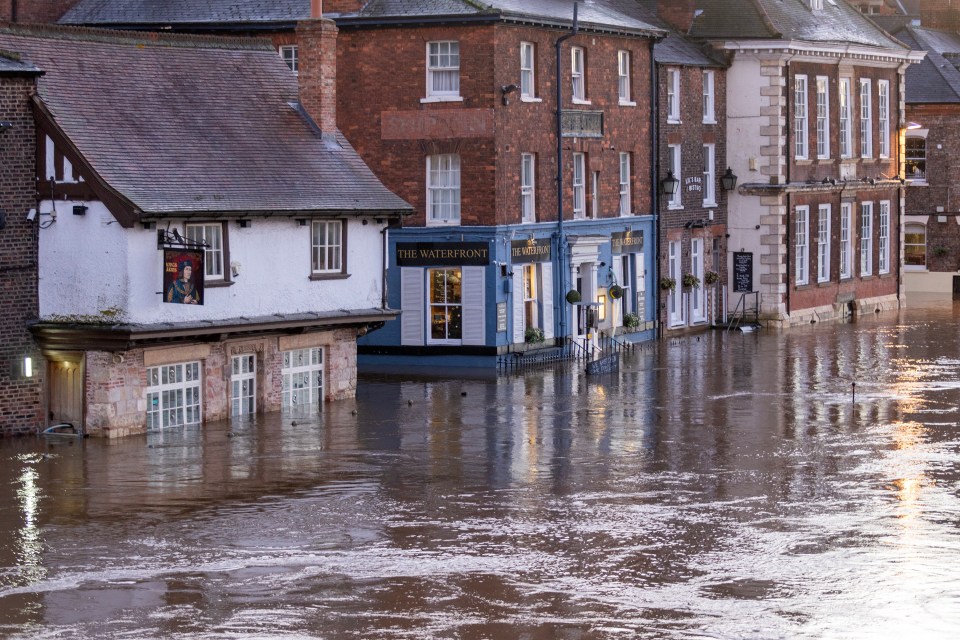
[39,201,387,324]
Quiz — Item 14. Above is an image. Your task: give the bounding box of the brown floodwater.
[2,295,960,638]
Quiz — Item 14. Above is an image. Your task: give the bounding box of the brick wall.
[335,22,655,227]
[0,74,42,436]
[1,0,82,23]
[920,0,960,31]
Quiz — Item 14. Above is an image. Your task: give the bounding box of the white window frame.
[279,45,298,74]
[878,80,890,158]
[906,134,927,181]
[794,74,809,160]
[619,152,631,215]
[812,0,823,10]
[839,78,853,159]
[428,267,463,345]
[816,76,830,159]
[185,223,225,281]
[840,202,853,279]
[618,50,633,105]
[591,170,600,219]
[904,222,926,270]
[860,201,873,276]
[860,78,873,158]
[878,200,890,274]
[311,219,343,275]
[231,354,256,417]
[521,153,536,223]
[668,144,682,209]
[145,361,202,431]
[520,41,536,99]
[691,237,706,324]
[796,205,809,285]
[667,68,680,123]
[425,41,460,101]
[817,204,831,283]
[703,70,715,123]
[427,154,461,225]
[573,152,586,219]
[703,144,716,207]
[522,264,540,331]
[668,240,683,326]
[282,347,324,410]
[571,46,586,103]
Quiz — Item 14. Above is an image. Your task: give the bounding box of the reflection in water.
[2,296,960,637]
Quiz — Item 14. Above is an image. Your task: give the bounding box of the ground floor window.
[429,268,462,343]
[523,264,539,330]
[282,348,324,409]
[231,354,256,416]
[146,361,201,430]
[620,254,633,319]
[905,223,926,269]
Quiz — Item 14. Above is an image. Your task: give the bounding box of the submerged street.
[2,296,960,638]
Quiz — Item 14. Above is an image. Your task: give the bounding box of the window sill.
[520,96,542,103]
[903,267,928,272]
[205,280,234,288]
[572,98,592,105]
[309,273,350,281]
[426,220,462,227]
[666,118,681,125]
[420,96,463,104]
[703,201,718,209]
[703,119,717,125]
[795,158,812,164]
[667,204,684,211]
[619,100,637,107]
[817,156,831,161]
[906,180,927,186]
[860,157,877,163]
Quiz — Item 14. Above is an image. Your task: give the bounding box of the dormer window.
[811,0,823,10]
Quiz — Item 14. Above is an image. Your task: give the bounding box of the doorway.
[48,355,83,428]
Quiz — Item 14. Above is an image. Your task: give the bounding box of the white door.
[691,238,706,324]
[231,355,256,417]
[668,241,683,326]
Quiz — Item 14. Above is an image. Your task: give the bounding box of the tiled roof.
[60,0,307,25]
[63,0,664,36]
[896,26,960,103]
[0,52,41,74]
[0,24,410,218]
[690,0,907,50]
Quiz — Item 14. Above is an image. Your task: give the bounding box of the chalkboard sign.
[733,252,753,293]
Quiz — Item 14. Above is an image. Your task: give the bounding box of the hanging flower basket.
[565,289,582,304]
[525,326,545,344]
[704,270,721,285]
[624,312,640,328]
[608,284,623,300]
[659,277,677,291]
[682,273,701,289]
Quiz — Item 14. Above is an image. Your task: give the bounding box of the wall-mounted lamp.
[237,219,251,228]
[142,221,156,230]
[0,121,12,132]
[660,170,680,196]
[904,121,922,130]
[297,219,307,226]
[23,356,32,378]
[720,167,738,191]
[500,83,520,106]
[72,205,88,216]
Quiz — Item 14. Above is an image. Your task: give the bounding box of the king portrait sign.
[163,249,204,305]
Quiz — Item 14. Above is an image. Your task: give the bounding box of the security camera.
[26,208,36,222]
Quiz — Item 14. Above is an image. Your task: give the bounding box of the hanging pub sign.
[611,231,643,254]
[396,242,490,267]
[511,238,552,264]
[163,249,204,305]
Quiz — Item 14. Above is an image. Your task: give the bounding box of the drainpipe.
[650,40,660,339]
[554,2,578,340]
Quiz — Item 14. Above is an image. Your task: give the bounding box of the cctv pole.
[555,2,578,340]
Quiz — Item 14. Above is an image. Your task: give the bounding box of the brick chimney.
[921,0,960,32]
[657,0,696,33]
[296,0,339,135]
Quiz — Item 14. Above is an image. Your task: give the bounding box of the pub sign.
[611,231,643,255]
[396,242,490,267]
[163,249,204,305]
[511,238,552,264]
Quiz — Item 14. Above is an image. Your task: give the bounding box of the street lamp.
[660,170,680,196]
[721,167,738,191]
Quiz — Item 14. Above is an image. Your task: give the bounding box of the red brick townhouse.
[637,1,731,333]
[0,21,410,437]
[0,53,43,435]
[333,1,667,365]
[889,3,960,293]
[689,0,923,327]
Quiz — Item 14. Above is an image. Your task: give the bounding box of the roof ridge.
[0,21,275,52]
[750,0,782,38]
[905,25,960,101]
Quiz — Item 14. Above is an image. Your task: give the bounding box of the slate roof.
[689,0,908,50]
[0,52,41,74]
[0,24,411,218]
[895,26,960,103]
[62,0,664,37]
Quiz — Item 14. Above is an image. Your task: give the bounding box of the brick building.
[0,54,42,436]
[0,0,81,23]
[640,1,730,333]
[889,2,960,292]
[689,0,923,326]
[0,21,410,437]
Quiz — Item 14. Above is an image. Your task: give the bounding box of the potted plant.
[704,270,721,285]
[659,276,677,291]
[525,326,545,344]
[608,284,623,300]
[565,289,582,304]
[623,312,640,328]
[682,273,701,289]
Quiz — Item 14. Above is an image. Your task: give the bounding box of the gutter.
[651,39,660,339]
[554,2,579,341]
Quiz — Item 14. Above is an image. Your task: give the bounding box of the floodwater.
[3,297,960,639]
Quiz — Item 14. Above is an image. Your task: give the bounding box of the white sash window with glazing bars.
[427,41,459,98]
[146,361,201,430]
[282,348,324,409]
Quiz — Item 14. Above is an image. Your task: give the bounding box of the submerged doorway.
[48,355,83,428]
